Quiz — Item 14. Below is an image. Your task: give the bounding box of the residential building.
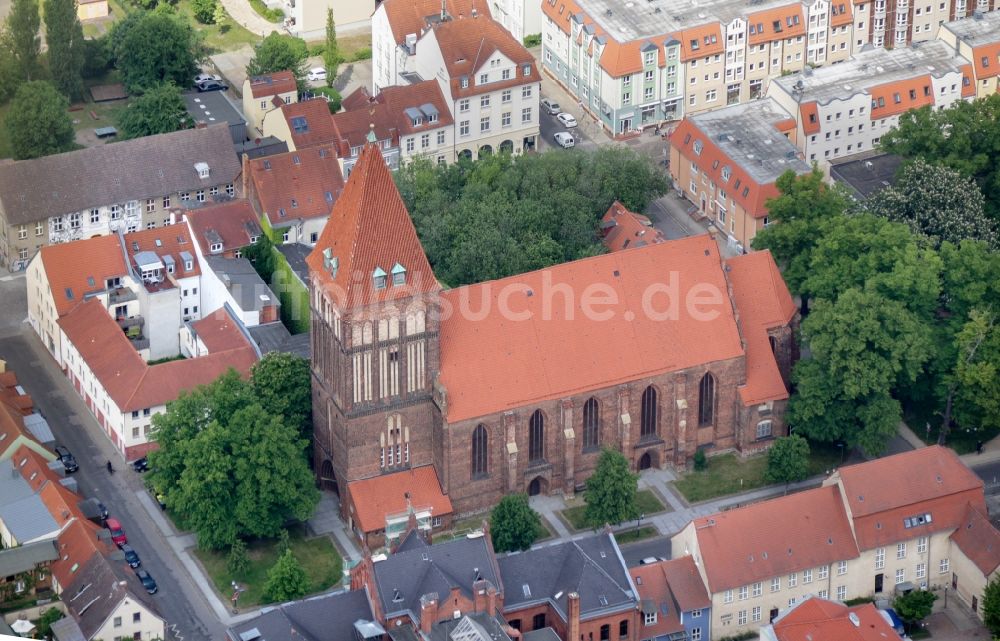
[948,503,1000,615]
[261,98,339,152]
[630,556,712,641]
[492,0,544,41]
[829,153,904,198]
[669,99,810,252]
[183,90,247,144]
[226,590,382,641]
[183,200,262,260]
[671,446,993,639]
[244,145,344,245]
[415,12,541,157]
[0,125,240,270]
[234,135,289,161]
[0,539,58,607]
[0,458,61,547]
[283,0,375,39]
[243,71,299,137]
[760,597,903,641]
[77,0,107,20]
[308,145,798,540]
[600,201,664,252]
[938,10,1000,97]
[0,371,57,462]
[200,257,281,328]
[769,40,974,167]
[372,0,490,92]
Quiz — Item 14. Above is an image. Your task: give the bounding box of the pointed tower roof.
[307,144,436,309]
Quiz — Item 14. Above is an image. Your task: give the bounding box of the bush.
[191,0,218,23]
[227,539,250,577]
[693,449,707,471]
[308,43,325,56]
[523,34,542,47]
[80,37,112,78]
[313,86,341,112]
[350,46,372,61]
[249,0,283,22]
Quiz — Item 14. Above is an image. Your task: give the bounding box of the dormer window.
[391,263,406,286]
[249,235,259,244]
[460,76,469,88]
[185,260,193,270]
[211,242,223,253]
[479,73,488,84]
[195,162,210,179]
[373,266,387,289]
[522,64,531,76]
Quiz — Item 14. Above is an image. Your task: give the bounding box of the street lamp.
[231,581,246,614]
[636,513,645,531]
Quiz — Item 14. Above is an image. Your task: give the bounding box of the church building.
[307,145,799,547]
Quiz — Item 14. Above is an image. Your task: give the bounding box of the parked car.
[556,112,578,128]
[541,98,561,115]
[639,556,667,565]
[193,73,221,86]
[135,569,158,594]
[553,131,575,148]
[53,446,78,473]
[121,544,141,568]
[105,517,127,546]
[97,501,109,522]
[132,457,149,473]
[307,67,327,82]
[196,79,228,92]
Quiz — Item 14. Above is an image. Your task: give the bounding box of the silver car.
[553,131,575,148]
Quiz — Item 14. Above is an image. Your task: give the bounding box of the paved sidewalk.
[306,492,362,564]
[218,0,280,39]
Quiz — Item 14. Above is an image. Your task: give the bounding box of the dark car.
[135,569,158,594]
[121,544,141,568]
[53,446,79,473]
[132,457,149,473]
[97,501,109,522]
[196,79,228,92]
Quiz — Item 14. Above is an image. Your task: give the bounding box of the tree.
[212,2,227,29]
[190,0,217,23]
[983,576,1000,638]
[323,9,339,87]
[250,352,313,447]
[893,589,937,630]
[489,494,542,553]
[952,309,1000,437]
[764,435,810,492]
[109,11,202,94]
[245,233,277,281]
[246,33,308,88]
[43,0,85,99]
[35,608,64,639]
[276,528,290,556]
[864,159,998,250]
[117,82,192,139]
[584,449,639,527]
[7,0,40,80]
[750,168,852,313]
[80,36,111,79]
[0,35,20,102]
[226,538,250,577]
[262,549,309,602]
[5,81,75,159]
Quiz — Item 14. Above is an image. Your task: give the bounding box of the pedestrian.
[977,440,984,455]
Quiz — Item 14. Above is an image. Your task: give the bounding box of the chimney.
[568,592,581,641]
[420,594,438,634]
[241,153,250,200]
[487,585,497,617]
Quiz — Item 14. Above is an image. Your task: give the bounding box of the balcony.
[117,316,144,330]
[108,287,136,305]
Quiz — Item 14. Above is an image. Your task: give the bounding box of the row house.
[939,10,1000,96]
[761,597,904,641]
[671,446,997,640]
[769,39,974,167]
[242,70,298,137]
[0,125,240,271]
[668,99,811,252]
[630,557,712,641]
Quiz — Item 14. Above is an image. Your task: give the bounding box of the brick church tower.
[306,144,441,499]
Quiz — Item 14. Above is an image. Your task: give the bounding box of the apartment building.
[939,10,1000,96]
[242,70,298,136]
[669,99,810,252]
[283,0,374,39]
[770,39,974,166]
[491,0,544,40]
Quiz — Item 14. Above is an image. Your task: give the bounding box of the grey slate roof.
[184,91,246,127]
[830,153,903,199]
[428,612,514,641]
[498,532,637,620]
[0,539,58,576]
[23,413,55,445]
[0,124,240,225]
[246,322,310,358]
[205,256,279,313]
[0,459,58,543]
[522,629,562,641]
[226,589,375,641]
[50,615,86,641]
[275,243,310,285]
[373,534,502,622]
[63,553,162,640]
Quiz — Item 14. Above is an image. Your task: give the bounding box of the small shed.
[90,84,127,102]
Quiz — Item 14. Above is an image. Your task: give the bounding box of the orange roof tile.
[58,299,257,412]
[330,80,454,149]
[950,503,1000,577]
[773,599,901,641]
[190,307,255,353]
[438,235,745,423]
[380,0,491,46]
[248,145,344,226]
[800,102,821,135]
[747,5,806,45]
[726,251,796,405]
[14,445,62,491]
[39,235,128,317]
[691,485,859,592]
[124,226,201,282]
[660,555,711,611]
[540,0,580,37]
[601,201,664,252]
[248,71,297,99]
[962,63,977,98]
[184,200,261,257]
[346,466,453,533]
[678,24,724,62]
[0,400,39,451]
[280,98,340,150]
[973,43,1000,79]
[869,75,935,120]
[307,145,437,310]
[39,480,86,528]
[830,1,853,28]
[51,518,112,590]
[630,563,684,638]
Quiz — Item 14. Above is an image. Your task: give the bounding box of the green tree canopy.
[5,80,75,159]
[983,576,1000,638]
[190,0,218,23]
[109,11,202,94]
[250,352,313,447]
[764,435,811,491]
[7,0,40,80]
[323,8,339,87]
[952,309,1000,436]
[226,538,250,578]
[892,589,937,627]
[584,449,639,527]
[262,549,309,603]
[489,494,543,553]
[0,35,21,103]
[43,0,85,99]
[247,33,308,88]
[117,82,192,139]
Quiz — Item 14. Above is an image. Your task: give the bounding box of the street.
[537,101,601,152]
[0,277,222,641]
[618,535,672,568]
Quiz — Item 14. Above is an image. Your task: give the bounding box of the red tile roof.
[58,298,257,412]
[39,235,128,316]
[248,145,344,227]
[773,599,902,641]
[14,445,62,491]
[830,1,853,28]
[746,5,806,46]
[678,24,724,62]
[630,562,684,639]
[307,145,437,309]
[868,75,936,120]
[950,503,1000,577]
[691,485,859,593]
[0,400,40,452]
[726,251,796,405]
[248,71,297,99]
[601,201,664,252]
[331,81,454,150]
[380,0,491,46]
[39,480,86,528]
[183,200,261,257]
[800,102,821,135]
[51,518,113,590]
[660,555,711,612]
[124,226,201,281]
[190,307,254,353]
[346,466,453,533]
[438,235,746,423]
[280,98,339,150]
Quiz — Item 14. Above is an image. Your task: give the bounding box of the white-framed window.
[724,590,733,604]
[895,568,905,584]
[522,85,532,99]
[460,121,469,136]
[917,536,927,554]
[502,68,511,80]
[837,585,847,600]
[502,111,511,127]
[788,597,796,607]
[17,247,27,260]
[737,610,747,626]
[623,92,631,105]
[897,542,906,559]
[163,196,171,208]
[916,563,927,579]
[752,582,762,597]
[180,192,190,202]
[739,586,748,600]
[756,420,772,439]
[502,89,511,103]
[481,95,490,109]
[752,606,761,622]
[406,138,415,153]
[17,225,26,240]
[522,64,531,76]
[788,573,797,588]
[479,73,488,84]
[35,221,43,235]
[421,133,430,149]
[939,558,950,573]
[52,217,64,232]
[838,560,848,575]
[69,213,81,229]
[691,609,702,618]
[803,569,813,584]
[132,426,140,438]
[644,611,657,625]
[146,198,155,212]
[819,565,829,580]
[226,183,235,197]
[691,628,702,641]
[480,116,490,132]
[437,130,446,145]
[196,190,205,203]
[210,186,219,196]
[875,548,885,570]
[818,589,828,599]
[459,99,469,112]
[113,617,122,628]
[521,107,532,123]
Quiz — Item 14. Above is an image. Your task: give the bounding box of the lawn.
[614,526,659,545]
[904,398,997,455]
[561,489,666,531]
[672,442,843,504]
[194,526,343,608]
[174,0,261,53]
[437,514,555,544]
